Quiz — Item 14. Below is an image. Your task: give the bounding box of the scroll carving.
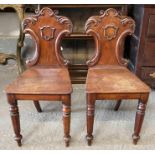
[85,8,120,32]
[23,7,72,32]
[23,7,73,67]
[85,8,135,67]
[23,29,40,67]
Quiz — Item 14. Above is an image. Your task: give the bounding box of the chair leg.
[62,95,71,147]
[7,94,22,147]
[132,94,149,144]
[33,100,42,113]
[86,93,95,146]
[114,100,122,111]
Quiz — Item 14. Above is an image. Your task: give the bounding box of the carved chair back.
[23,7,73,67]
[85,8,135,67]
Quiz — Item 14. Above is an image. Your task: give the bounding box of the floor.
[0,7,155,150]
[0,63,155,150]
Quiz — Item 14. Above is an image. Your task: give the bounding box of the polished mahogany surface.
[5,66,72,94]
[5,7,73,147]
[85,8,150,146]
[86,65,150,94]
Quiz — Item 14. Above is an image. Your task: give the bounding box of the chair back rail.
[23,7,73,67]
[85,8,135,67]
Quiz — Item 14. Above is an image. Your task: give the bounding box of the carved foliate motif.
[23,7,72,32]
[103,25,119,40]
[22,7,73,67]
[40,26,56,41]
[85,8,136,67]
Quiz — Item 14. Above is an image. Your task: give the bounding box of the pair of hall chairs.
[5,7,150,147]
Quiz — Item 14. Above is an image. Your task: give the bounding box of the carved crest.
[103,25,119,40]
[22,7,73,67]
[40,26,56,41]
[23,7,72,32]
[85,8,135,33]
[85,8,136,67]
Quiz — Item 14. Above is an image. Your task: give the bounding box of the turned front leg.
[86,93,95,146]
[62,95,71,147]
[7,94,22,146]
[132,94,149,144]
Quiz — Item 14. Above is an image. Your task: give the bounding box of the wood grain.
[5,7,73,147]
[85,8,150,146]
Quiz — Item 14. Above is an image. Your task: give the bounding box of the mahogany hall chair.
[5,7,73,147]
[85,8,150,146]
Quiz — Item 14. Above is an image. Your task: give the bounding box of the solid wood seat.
[86,65,150,94]
[5,7,73,147]
[85,8,150,146]
[5,66,72,95]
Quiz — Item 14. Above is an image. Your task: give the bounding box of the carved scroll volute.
[116,17,135,66]
[85,16,101,67]
[54,13,73,66]
[22,7,73,67]
[85,8,135,67]
[22,28,40,67]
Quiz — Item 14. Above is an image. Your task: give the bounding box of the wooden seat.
[86,65,150,94]
[85,8,150,146]
[5,7,73,147]
[5,66,72,95]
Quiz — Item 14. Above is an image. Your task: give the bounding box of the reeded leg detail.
[7,94,22,146]
[132,94,149,145]
[33,100,42,113]
[114,100,122,111]
[86,93,95,146]
[62,95,71,147]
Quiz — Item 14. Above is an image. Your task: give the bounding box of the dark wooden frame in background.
[0,4,128,83]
